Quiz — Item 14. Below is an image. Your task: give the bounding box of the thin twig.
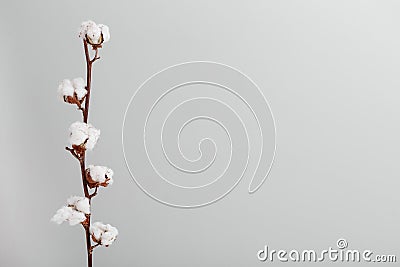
[89,243,100,254]
[77,101,85,114]
[65,147,80,161]
[90,49,100,63]
[89,186,98,199]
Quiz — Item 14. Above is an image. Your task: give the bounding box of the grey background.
[1,0,399,266]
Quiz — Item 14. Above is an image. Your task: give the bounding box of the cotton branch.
[52,20,117,267]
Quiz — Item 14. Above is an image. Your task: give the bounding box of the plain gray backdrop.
[1,0,399,266]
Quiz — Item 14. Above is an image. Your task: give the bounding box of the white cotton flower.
[79,20,96,39]
[87,165,114,186]
[98,24,110,43]
[58,78,87,102]
[67,196,90,214]
[78,20,110,45]
[51,206,86,226]
[72,77,87,100]
[51,206,73,224]
[58,79,74,100]
[72,77,85,89]
[69,122,100,150]
[69,122,89,147]
[51,196,91,226]
[90,222,118,247]
[68,209,87,226]
[86,125,101,150]
[86,24,102,44]
[74,87,87,101]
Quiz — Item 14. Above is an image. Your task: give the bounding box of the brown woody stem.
[82,40,97,267]
[65,40,100,267]
[63,37,102,267]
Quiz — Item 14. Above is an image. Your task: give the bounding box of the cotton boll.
[75,87,87,100]
[68,210,87,226]
[51,197,90,226]
[88,165,106,183]
[69,122,100,151]
[78,20,110,45]
[72,77,85,89]
[98,24,110,43]
[58,79,74,100]
[69,121,89,147]
[69,131,87,147]
[66,196,81,206]
[86,125,100,150]
[51,206,73,224]
[75,198,90,214]
[73,77,87,100]
[58,78,87,104]
[67,196,90,214]
[102,231,117,246]
[79,20,96,39]
[90,222,118,246]
[86,24,102,45]
[86,165,114,187]
[51,206,86,226]
[90,222,103,241]
[69,121,88,133]
[101,224,118,246]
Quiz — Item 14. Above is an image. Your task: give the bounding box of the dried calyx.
[86,165,114,188]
